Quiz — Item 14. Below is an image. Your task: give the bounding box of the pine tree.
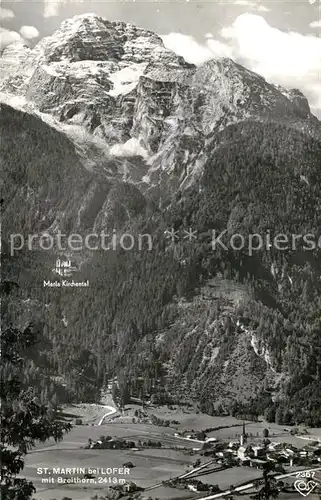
[0,323,72,499]
[251,463,280,500]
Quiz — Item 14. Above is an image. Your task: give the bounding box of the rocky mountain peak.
[35,13,187,67]
[1,41,31,62]
[0,13,318,194]
[37,14,126,63]
[192,56,312,122]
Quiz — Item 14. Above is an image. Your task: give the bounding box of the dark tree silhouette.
[0,319,72,499]
[251,462,280,500]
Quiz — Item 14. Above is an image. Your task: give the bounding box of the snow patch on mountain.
[108,63,147,97]
[0,91,27,110]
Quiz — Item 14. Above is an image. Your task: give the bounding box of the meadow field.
[196,465,262,488]
[25,421,197,500]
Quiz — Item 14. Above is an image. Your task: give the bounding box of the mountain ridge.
[1,15,321,425]
[1,13,319,197]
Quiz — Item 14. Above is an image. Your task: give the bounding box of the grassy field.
[206,421,291,441]
[132,404,243,431]
[147,485,199,499]
[141,406,316,449]
[27,446,194,499]
[125,404,309,445]
[31,421,199,453]
[196,466,262,489]
[62,394,118,425]
[25,422,198,500]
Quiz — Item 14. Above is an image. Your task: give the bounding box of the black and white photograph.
[1,0,321,499]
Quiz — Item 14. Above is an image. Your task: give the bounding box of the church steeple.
[240,420,247,446]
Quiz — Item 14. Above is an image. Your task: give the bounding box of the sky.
[0,0,320,117]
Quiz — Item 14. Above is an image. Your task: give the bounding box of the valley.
[21,399,321,499]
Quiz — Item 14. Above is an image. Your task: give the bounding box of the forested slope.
[2,115,321,425]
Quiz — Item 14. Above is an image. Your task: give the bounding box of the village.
[77,414,321,498]
[177,422,321,470]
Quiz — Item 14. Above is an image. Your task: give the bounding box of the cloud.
[0,7,15,20]
[162,33,231,64]
[19,26,39,39]
[110,138,148,159]
[43,0,65,18]
[207,38,234,58]
[220,14,321,78]
[306,83,321,111]
[309,19,321,27]
[163,14,321,116]
[233,0,270,12]
[220,13,321,114]
[43,0,85,18]
[0,27,24,50]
